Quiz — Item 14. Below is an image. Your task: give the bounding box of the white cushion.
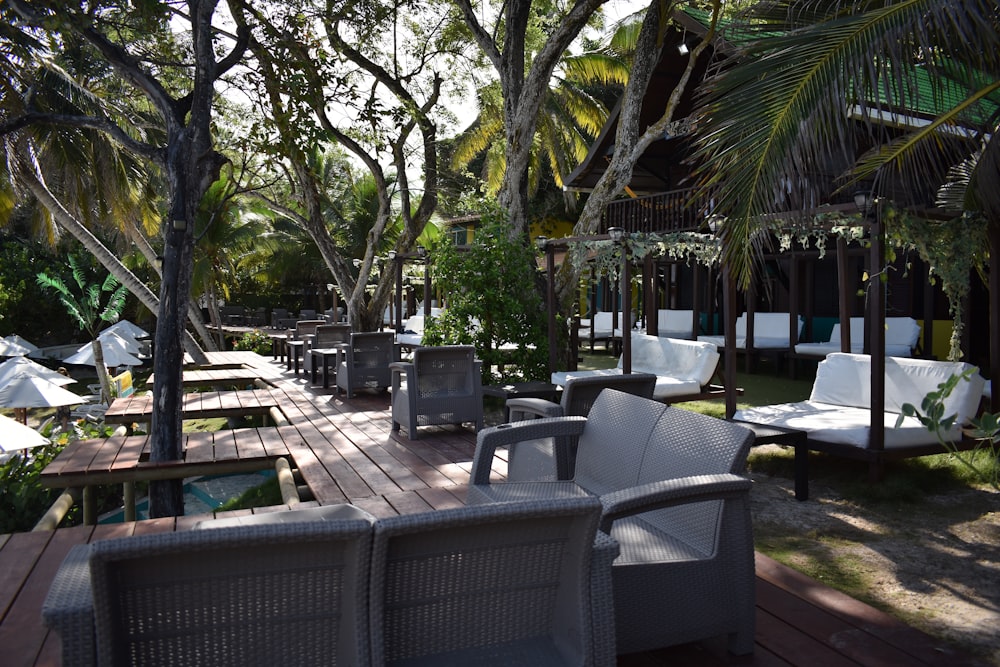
[698,312,803,349]
[811,353,983,422]
[552,334,719,400]
[734,401,962,449]
[655,310,695,339]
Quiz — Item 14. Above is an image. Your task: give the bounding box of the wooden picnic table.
[39,428,293,524]
[144,366,264,389]
[103,390,282,432]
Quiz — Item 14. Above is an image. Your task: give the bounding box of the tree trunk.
[16,148,209,362]
[91,339,113,406]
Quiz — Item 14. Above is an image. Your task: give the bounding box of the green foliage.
[214,476,283,512]
[896,369,1000,490]
[0,236,80,343]
[36,255,126,338]
[0,445,67,533]
[423,210,549,384]
[232,329,272,355]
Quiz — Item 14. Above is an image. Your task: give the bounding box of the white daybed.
[793,316,920,358]
[654,309,697,339]
[552,333,722,402]
[735,352,985,479]
[698,312,804,350]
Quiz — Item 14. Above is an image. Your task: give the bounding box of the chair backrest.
[294,319,326,339]
[574,390,753,493]
[299,309,318,320]
[88,518,374,666]
[346,332,396,369]
[617,334,720,385]
[314,324,352,347]
[560,374,657,417]
[369,497,603,665]
[411,345,478,398]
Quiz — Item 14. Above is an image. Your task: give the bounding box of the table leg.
[323,355,332,389]
[124,481,136,521]
[311,354,318,385]
[83,486,96,525]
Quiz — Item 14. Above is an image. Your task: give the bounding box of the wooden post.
[623,247,632,374]
[837,236,852,352]
[546,244,557,375]
[869,204,886,475]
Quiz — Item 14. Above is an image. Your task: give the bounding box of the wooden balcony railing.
[601,188,713,235]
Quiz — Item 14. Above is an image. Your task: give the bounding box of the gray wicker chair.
[505,374,657,480]
[336,332,399,397]
[469,389,757,656]
[42,507,375,667]
[368,497,619,666]
[389,345,484,439]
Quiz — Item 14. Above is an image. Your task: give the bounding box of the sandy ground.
[748,447,1000,665]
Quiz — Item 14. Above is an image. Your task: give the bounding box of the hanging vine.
[883,206,988,361]
[565,205,981,361]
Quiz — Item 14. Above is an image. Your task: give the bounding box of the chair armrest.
[506,397,564,422]
[389,361,414,393]
[469,417,587,484]
[598,473,752,534]
[41,544,96,667]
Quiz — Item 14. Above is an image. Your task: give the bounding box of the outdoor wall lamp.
[535,235,548,250]
[854,191,874,216]
[608,227,625,243]
[353,258,362,268]
[417,245,427,258]
[388,250,397,261]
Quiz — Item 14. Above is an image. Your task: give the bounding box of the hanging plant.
[883,207,987,361]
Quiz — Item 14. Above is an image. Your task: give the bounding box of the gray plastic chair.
[469,389,757,656]
[309,324,353,387]
[42,508,375,667]
[390,345,484,439]
[505,374,657,479]
[368,497,618,666]
[337,332,399,397]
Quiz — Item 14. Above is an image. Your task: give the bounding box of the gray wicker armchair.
[469,389,757,656]
[390,345,484,439]
[505,373,657,480]
[42,507,375,666]
[368,497,619,666]
[336,332,399,397]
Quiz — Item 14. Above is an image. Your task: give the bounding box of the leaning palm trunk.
[14,145,209,363]
[91,339,113,406]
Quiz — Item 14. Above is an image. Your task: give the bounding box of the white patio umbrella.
[0,413,50,453]
[0,374,87,424]
[3,334,40,355]
[98,329,141,354]
[106,320,150,339]
[0,357,75,387]
[64,334,142,368]
[0,338,31,357]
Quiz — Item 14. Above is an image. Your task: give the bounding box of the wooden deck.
[1,351,990,666]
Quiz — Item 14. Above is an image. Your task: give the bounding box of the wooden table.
[285,340,305,375]
[145,367,264,389]
[40,428,292,524]
[104,390,281,433]
[310,345,346,388]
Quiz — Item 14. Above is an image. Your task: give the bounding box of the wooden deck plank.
[232,427,269,461]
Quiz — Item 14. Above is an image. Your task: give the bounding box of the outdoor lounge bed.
[734,352,986,479]
[551,333,723,402]
[792,316,921,358]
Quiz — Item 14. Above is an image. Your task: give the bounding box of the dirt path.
[749,449,1000,665]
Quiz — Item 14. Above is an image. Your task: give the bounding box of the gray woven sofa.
[469,389,757,656]
[42,500,618,666]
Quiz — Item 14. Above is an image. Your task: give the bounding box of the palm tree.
[450,16,633,210]
[692,0,998,287]
[36,256,126,405]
